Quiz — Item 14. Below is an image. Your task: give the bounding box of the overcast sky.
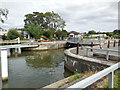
[0,0,119,32]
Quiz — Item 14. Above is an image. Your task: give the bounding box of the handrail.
[86,47,120,53]
[86,48,120,60]
[0,44,38,49]
[66,62,120,89]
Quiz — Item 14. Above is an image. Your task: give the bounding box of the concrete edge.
[64,47,114,66]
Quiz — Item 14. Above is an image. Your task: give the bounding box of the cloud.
[0,0,119,32]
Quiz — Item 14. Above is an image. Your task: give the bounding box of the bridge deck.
[0,44,38,49]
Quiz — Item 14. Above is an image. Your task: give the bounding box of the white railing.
[66,62,120,89]
[86,48,120,60]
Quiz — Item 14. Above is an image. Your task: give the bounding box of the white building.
[89,34,107,38]
[17,30,30,39]
[0,29,8,36]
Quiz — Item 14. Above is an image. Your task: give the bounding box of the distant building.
[17,30,30,39]
[68,31,84,38]
[68,31,79,38]
[89,34,107,38]
[0,29,8,36]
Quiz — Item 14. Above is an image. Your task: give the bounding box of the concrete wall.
[24,41,66,51]
[64,48,114,73]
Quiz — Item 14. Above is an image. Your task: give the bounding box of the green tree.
[7,29,20,40]
[0,9,8,23]
[24,11,66,32]
[2,34,7,40]
[24,23,43,39]
[88,30,96,34]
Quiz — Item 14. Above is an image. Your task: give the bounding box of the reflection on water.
[3,49,73,88]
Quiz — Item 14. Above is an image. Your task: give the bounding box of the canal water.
[3,49,73,88]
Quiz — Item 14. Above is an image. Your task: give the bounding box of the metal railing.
[66,62,120,89]
[86,48,120,60]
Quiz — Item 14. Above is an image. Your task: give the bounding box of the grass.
[58,70,120,88]
[98,69,120,88]
[58,73,84,87]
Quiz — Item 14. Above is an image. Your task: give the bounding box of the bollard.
[0,48,8,81]
[113,40,116,47]
[91,42,93,52]
[118,40,120,46]
[76,42,79,55]
[107,40,110,48]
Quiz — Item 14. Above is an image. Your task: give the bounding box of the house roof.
[69,31,79,35]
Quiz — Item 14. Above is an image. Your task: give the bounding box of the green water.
[3,49,73,88]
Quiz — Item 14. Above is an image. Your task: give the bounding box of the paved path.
[70,44,119,64]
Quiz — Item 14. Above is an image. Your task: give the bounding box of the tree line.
[83,30,120,38]
[1,11,68,40]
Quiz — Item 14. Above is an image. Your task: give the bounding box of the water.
[3,49,73,88]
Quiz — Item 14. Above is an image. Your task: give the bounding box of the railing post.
[107,40,110,48]
[113,40,116,47]
[86,48,89,56]
[108,71,114,88]
[76,42,79,55]
[106,51,109,60]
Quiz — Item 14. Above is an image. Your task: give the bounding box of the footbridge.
[0,44,39,89]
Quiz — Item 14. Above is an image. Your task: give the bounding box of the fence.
[66,62,120,89]
[86,48,120,60]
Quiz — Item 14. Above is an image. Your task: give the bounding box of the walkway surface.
[70,43,119,64]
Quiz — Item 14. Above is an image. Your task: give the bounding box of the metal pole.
[74,35,75,43]
[86,48,89,56]
[106,51,109,60]
[76,42,79,55]
[91,42,93,52]
[108,71,114,88]
[107,40,110,48]
[113,40,116,47]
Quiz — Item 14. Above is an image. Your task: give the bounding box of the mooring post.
[76,42,79,55]
[108,71,114,88]
[118,40,120,46]
[91,42,93,52]
[113,40,116,47]
[0,48,8,81]
[107,40,110,48]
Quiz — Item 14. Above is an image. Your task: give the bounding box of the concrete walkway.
[70,44,119,64]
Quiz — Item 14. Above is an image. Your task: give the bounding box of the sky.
[0,0,119,32]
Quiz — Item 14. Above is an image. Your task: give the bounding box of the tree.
[7,29,20,40]
[55,29,68,40]
[2,34,7,40]
[24,23,43,39]
[24,11,66,32]
[0,9,8,23]
[88,30,96,34]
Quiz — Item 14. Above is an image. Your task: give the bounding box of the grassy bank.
[58,70,119,89]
